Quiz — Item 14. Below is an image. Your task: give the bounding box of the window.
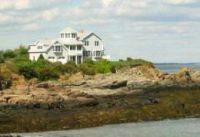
[85,41,89,46]
[77,45,82,50]
[48,56,55,59]
[71,33,77,38]
[54,46,62,52]
[70,56,76,63]
[95,41,99,46]
[70,45,76,50]
[58,57,65,59]
[37,46,43,49]
[61,33,64,38]
[77,56,82,64]
[96,51,101,56]
[83,51,91,56]
[65,33,70,38]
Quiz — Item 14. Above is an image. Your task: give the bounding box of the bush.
[79,64,96,75]
[38,68,59,81]
[96,59,111,74]
[0,64,12,90]
[83,58,95,65]
[15,46,28,57]
[18,65,38,80]
[63,61,78,74]
[3,50,17,59]
[110,58,154,70]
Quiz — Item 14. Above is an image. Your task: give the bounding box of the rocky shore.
[0,65,200,134]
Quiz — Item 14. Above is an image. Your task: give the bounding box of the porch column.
[75,56,78,64]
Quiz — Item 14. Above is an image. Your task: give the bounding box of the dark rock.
[74,99,99,108]
[48,102,64,110]
[127,81,158,90]
[148,98,160,104]
[104,80,128,89]
[36,82,49,88]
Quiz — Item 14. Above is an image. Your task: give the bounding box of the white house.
[28,27,107,64]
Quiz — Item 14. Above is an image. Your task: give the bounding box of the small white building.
[28,27,106,64]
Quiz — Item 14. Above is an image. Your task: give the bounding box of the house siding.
[83,34,104,60]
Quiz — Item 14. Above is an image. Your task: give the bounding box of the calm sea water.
[15,118,200,137]
[155,63,200,73]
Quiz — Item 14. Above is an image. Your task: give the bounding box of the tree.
[3,50,16,59]
[38,54,45,60]
[15,46,28,57]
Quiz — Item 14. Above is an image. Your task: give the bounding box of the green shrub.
[15,46,28,57]
[110,58,154,70]
[0,64,12,90]
[63,61,78,74]
[83,58,95,65]
[79,64,96,75]
[38,68,59,81]
[96,59,111,74]
[3,50,17,59]
[18,65,38,80]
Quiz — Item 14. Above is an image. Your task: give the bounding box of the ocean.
[16,118,200,137]
[155,63,200,73]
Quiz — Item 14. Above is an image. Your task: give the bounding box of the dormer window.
[71,33,77,38]
[65,33,70,38]
[54,46,63,52]
[61,33,64,38]
[37,46,43,49]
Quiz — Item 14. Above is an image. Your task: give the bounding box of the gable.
[83,33,102,41]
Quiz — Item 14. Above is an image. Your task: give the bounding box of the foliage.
[38,68,59,81]
[0,51,5,63]
[110,57,154,70]
[14,46,28,57]
[3,50,17,59]
[79,63,96,75]
[63,61,78,74]
[95,59,111,74]
[0,64,12,90]
[18,64,38,80]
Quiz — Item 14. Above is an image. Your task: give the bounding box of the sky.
[0,0,200,63]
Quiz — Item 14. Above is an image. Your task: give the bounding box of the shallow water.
[14,118,200,137]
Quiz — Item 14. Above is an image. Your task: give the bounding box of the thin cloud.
[22,23,40,31]
[0,0,29,10]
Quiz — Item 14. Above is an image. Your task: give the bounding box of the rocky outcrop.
[1,66,200,110]
[103,80,128,89]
